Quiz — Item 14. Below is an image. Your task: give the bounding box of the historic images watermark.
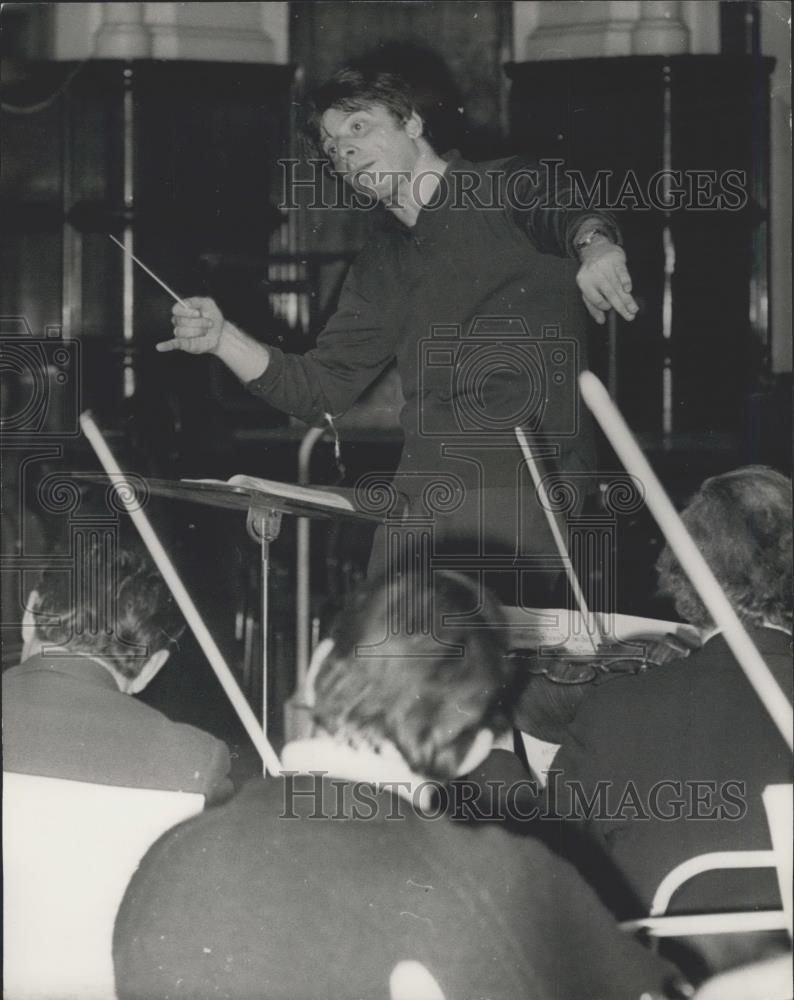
[279,771,748,823]
[280,157,748,213]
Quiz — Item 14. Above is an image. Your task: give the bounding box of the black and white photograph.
[1,2,792,998]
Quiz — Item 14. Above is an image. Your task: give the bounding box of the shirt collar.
[701,620,792,645]
[377,149,466,237]
[280,735,435,810]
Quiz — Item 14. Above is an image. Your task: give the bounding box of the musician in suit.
[114,571,684,1000]
[2,541,232,804]
[548,466,793,976]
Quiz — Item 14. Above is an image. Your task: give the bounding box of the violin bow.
[579,372,793,751]
[80,411,284,774]
[515,426,602,654]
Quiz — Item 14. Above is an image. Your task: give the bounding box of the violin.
[512,629,701,683]
[508,629,702,744]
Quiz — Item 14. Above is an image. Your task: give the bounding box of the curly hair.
[30,541,184,679]
[312,572,518,781]
[656,466,792,631]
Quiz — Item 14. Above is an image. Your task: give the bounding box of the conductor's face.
[320,103,424,200]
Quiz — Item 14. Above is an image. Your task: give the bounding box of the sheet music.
[183,475,356,513]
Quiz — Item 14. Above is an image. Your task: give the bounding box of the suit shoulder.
[143,707,229,763]
[120,699,230,775]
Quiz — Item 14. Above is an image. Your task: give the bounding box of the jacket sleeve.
[505,158,622,258]
[245,257,398,425]
[543,685,633,856]
[488,827,687,1000]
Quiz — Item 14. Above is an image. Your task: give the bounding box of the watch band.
[573,226,611,254]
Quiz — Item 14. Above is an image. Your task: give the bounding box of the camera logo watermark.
[0,317,81,438]
[1,315,155,660]
[418,317,578,441]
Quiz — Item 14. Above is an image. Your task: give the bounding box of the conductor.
[162,67,638,590]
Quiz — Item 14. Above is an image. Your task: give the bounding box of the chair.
[620,783,793,941]
[763,784,793,938]
[3,771,204,1000]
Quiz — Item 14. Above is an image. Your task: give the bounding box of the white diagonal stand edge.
[79,410,283,774]
[578,371,792,751]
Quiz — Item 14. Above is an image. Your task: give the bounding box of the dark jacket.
[2,653,232,803]
[114,773,681,1000]
[248,155,613,572]
[549,626,793,920]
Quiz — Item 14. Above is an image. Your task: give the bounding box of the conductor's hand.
[576,243,639,326]
[158,297,225,354]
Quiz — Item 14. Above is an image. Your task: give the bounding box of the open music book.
[182,475,356,513]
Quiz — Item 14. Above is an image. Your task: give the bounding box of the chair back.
[762,784,793,938]
[620,783,793,942]
[3,770,204,1000]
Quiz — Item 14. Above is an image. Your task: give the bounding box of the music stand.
[87,475,383,755]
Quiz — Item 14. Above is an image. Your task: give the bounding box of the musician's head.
[21,539,184,694]
[656,465,793,632]
[304,571,517,781]
[305,67,437,197]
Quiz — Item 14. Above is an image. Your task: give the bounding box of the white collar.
[761,620,793,636]
[700,620,792,645]
[280,735,435,811]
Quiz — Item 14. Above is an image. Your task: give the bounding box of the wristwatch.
[573,226,611,256]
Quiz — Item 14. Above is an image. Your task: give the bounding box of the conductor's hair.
[311,572,517,781]
[30,541,184,679]
[656,465,793,631]
[303,67,423,157]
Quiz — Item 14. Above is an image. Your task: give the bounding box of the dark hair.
[656,466,793,631]
[303,67,422,158]
[31,541,184,679]
[312,572,517,780]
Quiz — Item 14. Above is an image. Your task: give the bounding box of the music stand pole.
[80,412,283,775]
[246,505,282,775]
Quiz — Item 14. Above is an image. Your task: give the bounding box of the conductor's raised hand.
[576,243,639,326]
[158,297,225,354]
